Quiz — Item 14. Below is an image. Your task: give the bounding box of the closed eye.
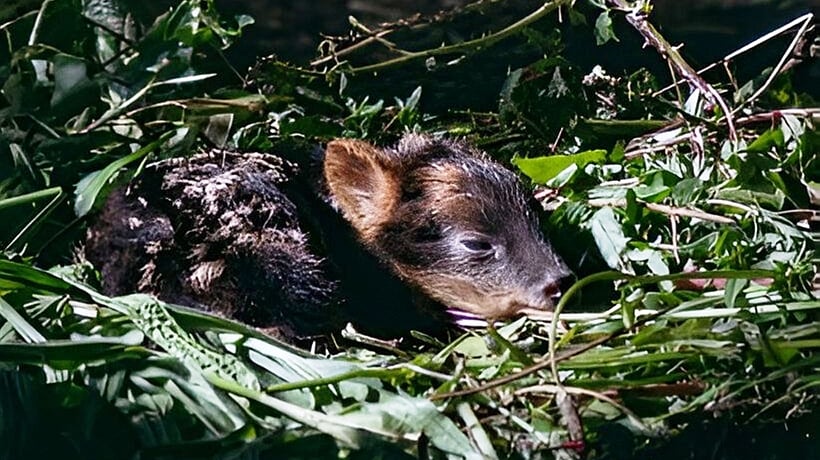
[461,239,494,252]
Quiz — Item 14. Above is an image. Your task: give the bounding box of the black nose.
[543,273,574,304]
[543,282,562,302]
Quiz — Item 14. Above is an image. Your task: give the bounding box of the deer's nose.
[536,273,574,308]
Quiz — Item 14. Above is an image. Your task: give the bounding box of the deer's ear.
[323,139,401,241]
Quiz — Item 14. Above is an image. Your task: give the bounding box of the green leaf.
[588,207,629,270]
[0,296,45,343]
[0,187,62,212]
[0,335,148,368]
[672,178,703,205]
[724,278,748,309]
[761,340,800,366]
[745,128,784,153]
[50,54,91,107]
[513,149,606,184]
[345,391,477,457]
[396,86,422,127]
[235,14,254,28]
[808,181,820,206]
[0,259,79,295]
[633,183,670,202]
[203,113,234,147]
[499,68,523,118]
[716,187,785,210]
[646,250,670,276]
[73,132,173,217]
[625,189,640,223]
[111,294,261,391]
[594,11,618,45]
[622,289,640,329]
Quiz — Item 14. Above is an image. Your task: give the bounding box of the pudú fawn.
[86,134,570,342]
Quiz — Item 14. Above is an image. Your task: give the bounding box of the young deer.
[86,134,570,341]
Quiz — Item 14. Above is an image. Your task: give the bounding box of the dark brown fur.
[86,152,340,338]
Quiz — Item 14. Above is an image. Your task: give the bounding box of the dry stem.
[587,198,736,224]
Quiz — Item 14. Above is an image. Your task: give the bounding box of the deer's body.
[86,134,569,341]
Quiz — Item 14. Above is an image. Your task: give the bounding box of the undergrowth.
[0,0,818,458]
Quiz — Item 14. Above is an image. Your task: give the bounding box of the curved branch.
[346,0,572,75]
[607,0,738,142]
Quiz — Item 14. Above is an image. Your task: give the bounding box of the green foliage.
[0,0,818,458]
[593,11,618,45]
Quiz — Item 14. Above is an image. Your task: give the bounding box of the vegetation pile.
[0,0,817,458]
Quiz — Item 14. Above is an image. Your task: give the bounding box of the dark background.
[216,0,819,67]
[211,0,819,112]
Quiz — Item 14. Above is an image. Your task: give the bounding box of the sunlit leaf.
[513,149,606,184]
[588,207,629,271]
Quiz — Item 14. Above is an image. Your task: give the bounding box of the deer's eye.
[460,239,494,253]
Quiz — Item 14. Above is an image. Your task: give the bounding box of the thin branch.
[430,318,622,400]
[340,323,410,358]
[310,29,396,67]
[310,0,517,68]
[516,384,651,434]
[622,107,819,160]
[653,13,814,97]
[0,10,37,33]
[624,129,692,159]
[431,271,627,401]
[346,0,572,74]
[736,108,820,125]
[27,0,52,46]
[456,402,499,459]
[705,199,758,215]
[608,0,737,142]
[80,74,216,133]
[587,198,736,224]
[734,13,813,112]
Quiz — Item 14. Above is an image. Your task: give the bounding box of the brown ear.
[323,139,400,242]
